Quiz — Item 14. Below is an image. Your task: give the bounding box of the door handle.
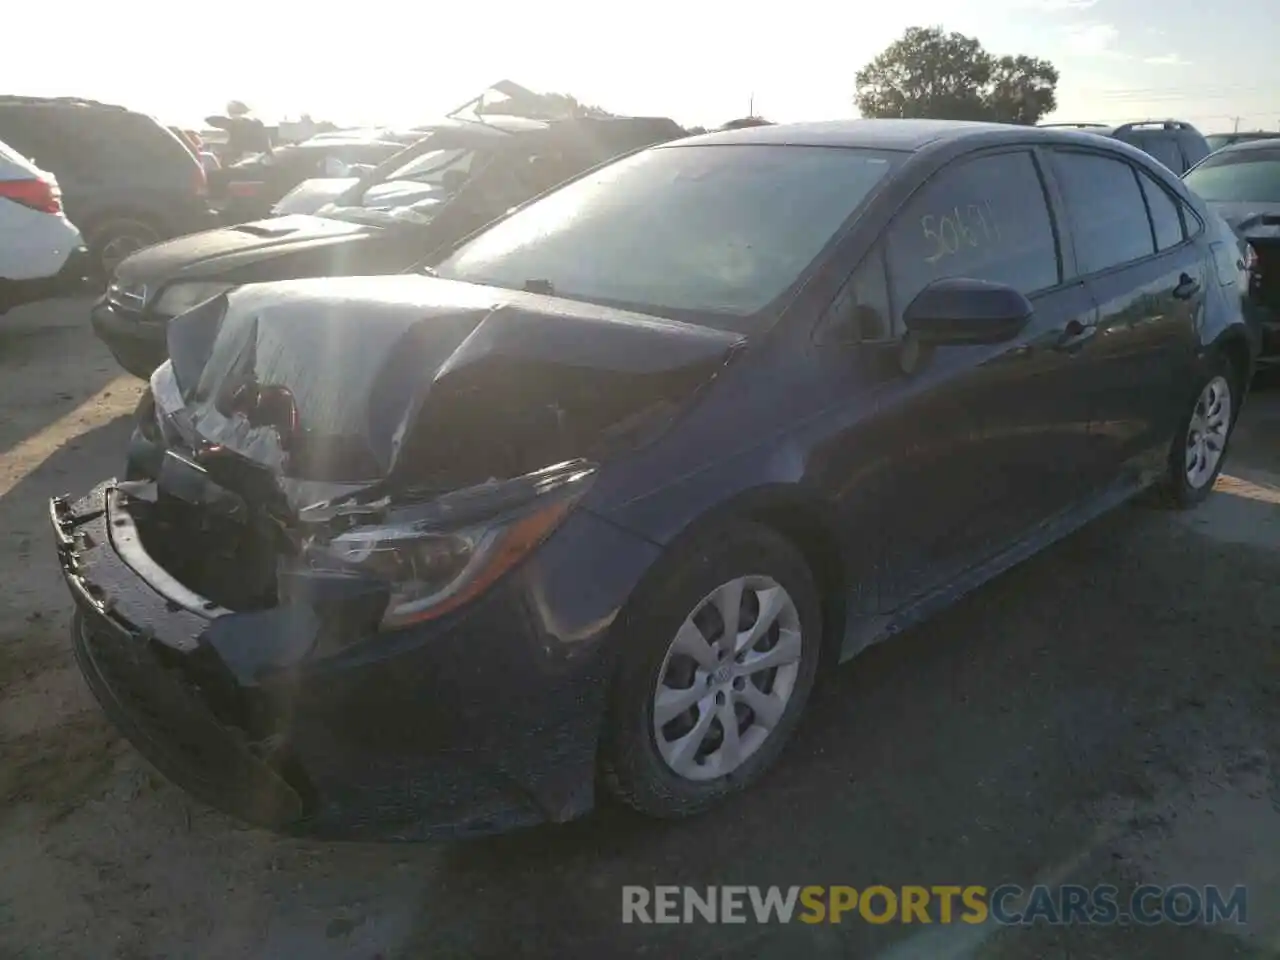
[1173,273,1201,300]
[1054,318,1096,352]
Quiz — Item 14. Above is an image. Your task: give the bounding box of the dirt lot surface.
[1,297,1279,959]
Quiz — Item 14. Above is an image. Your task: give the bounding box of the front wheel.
[87,218,162,280]
[601,521,823,819]
[1160,356,1239,508]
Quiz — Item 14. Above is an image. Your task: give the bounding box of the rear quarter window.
[1136,168,1187,251]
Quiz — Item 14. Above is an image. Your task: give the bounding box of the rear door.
[869,148,1099,608]
[1047,148,1203,486]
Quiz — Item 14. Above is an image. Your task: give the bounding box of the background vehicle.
[208,136,409,223]
[1040,120,1211,174]
[0,137,85,313]
[270,175,365,216]
[1206,132,1280,152]
[55,120,1252,840]
[90,84,686,377]
[1184,139,1280,364]
[0,96,216,278]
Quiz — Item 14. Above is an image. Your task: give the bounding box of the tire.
[1159,353,1240,509]
[601,520,823,819]
[86,217,163,280]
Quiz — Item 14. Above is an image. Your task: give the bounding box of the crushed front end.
[52,277,737,838]
[52,463,631,839]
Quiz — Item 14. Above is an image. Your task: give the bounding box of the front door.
[872,148,1097,609]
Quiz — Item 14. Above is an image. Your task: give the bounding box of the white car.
[0,137,85,313]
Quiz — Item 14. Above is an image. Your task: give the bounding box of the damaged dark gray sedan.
[51,120,1252,839]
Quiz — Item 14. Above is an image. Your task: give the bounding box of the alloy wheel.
[1185,374,1232,490]
[652,575,804,782]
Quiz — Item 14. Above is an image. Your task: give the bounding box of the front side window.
[1184,150,1280,203]
[820,246,892,343]
[886,150,1060,308]
[1051,151,1155,275]
[434,144,904,328]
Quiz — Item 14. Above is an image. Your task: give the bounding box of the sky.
[4,0,1277,134]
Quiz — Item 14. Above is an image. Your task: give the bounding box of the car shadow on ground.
[393,491,1280,960]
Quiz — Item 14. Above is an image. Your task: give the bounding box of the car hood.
[113,215,375,286]
[1204,201,1280,239]
[272,178,361,216]
[158,275,743,512]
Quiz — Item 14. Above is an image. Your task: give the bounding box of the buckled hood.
[157,275,743,511]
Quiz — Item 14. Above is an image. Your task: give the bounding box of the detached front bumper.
[90,297,168,379]
[51,482,655,840]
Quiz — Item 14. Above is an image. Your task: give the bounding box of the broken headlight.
[311,460,596,630]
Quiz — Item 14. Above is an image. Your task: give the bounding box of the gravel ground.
[1,297,1278,959]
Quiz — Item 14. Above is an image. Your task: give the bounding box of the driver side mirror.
[902,277,1032,345]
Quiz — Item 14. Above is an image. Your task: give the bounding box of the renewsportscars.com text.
[621,884,1248,926]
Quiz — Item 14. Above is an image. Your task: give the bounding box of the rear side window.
[1132,134,1184,173]
[1136,169,1186,251]
[0,108,69,171]
[1179,134,1210,169]
[886,150,1060,304]
[35,108,197,180]
[92,111,197,173]
[1051,151,1155,275]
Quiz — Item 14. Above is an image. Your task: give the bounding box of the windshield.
[1185,152,1280,203]
[380,147,476,189]
[322,144,482,226]
[434,144,903,324]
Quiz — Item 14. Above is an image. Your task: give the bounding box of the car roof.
[667,118,1169,157]
[674,118,1019,151]
[1209,137,1280,156]
[1042,120,1204,138]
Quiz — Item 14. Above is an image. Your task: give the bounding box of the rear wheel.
[87,218,163,280]
[601,521,823,818]
[1160,354,1239,508]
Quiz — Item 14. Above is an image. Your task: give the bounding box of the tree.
[855,26,1058,125]
[985,54,1059,126]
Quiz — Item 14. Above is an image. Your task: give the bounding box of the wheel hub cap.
[1184,375,1232,490]
[652,575,804,782]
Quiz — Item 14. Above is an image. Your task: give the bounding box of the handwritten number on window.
[920,201,1001,265]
